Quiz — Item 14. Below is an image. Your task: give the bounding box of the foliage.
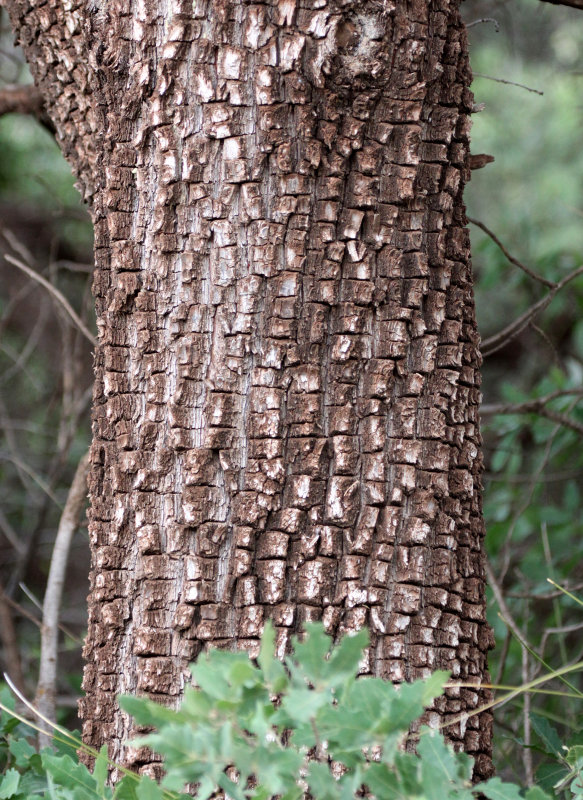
[0,624,561,799]
[463,0,583,783]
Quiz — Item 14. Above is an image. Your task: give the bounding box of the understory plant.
[0,622,574,799]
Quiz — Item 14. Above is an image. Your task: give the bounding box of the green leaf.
[92,745,109,793]
[135,776,163,800]
[246,700,274,740]
[418,730,471,798]
[529,714,563,758]
[571,770,583,799]
[567,730,583,748]
[305,762,340,800]
[275,687,330,725]
[216,773,246,800]
[8,736,38,769]
[477,776,526,800]
[118,696,178,729]
[326,628,368,688]
[566,745,583,769]
[41,753,99,798]
[364,762,408,800]
[338,765,365,800]
[113,776,139,800]
[46,772,62,800]
[524,787,553,800]
[535,760,569,794]
[257,621,288,693]
[288,624,331,686]
[0,769,20,799]
[190,653,233,701]
[227,658,257,689]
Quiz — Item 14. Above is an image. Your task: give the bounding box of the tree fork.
[4,0,494,781]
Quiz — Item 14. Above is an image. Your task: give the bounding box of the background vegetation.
[1,0,583,793]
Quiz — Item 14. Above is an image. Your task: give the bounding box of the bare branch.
[467,17,500,32]
[482,389,583,437]
[538,0,583,9]
[0,451,61,506]
[0,84,42,116]
[1,593,42,629]
[0,84,55,132]
[0,506,25,554]
[35,450,90,745]
[481,388,583,416]
[3,253,97,347]
[468,216,555,289]
[484,558,534,783]
[473,72,544,96]
[481,265,583,356]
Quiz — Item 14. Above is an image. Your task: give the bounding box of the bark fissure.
[4,0,494,782]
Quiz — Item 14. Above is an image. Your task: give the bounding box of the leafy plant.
[120,623,551,800]
[0,623,567,799]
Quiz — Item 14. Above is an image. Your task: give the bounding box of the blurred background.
[1,0,582,787]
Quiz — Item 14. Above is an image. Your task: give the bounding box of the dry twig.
[35,450,90,746]
[3,254,97,347]
[481,265,583,356]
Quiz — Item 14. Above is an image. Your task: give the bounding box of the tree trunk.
[4,0,494,782]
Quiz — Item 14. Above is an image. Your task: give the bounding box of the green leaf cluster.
[0,625,559,798]
[119,623,550,800]
[530,714,583,799]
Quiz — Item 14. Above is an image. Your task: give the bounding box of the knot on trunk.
[304,6,392,89]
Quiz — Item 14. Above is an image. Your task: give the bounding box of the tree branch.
[481,264,583,356]
[468,216,555,289]
[0,84,55,132]
[3,254,97,347]
[482,390,583,437]
[35,450,90,746]
[539,0,583,9]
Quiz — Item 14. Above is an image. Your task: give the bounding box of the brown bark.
[4,0,494,782]
[0,86,43,118]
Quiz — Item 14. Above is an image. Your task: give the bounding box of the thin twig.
[0,84,54,132]
[538,0,583,9]
[485,468,583,484]
[0,506,25,554]
[35,450,90,746]
[481,389,583,437]
[0,452,61,506]
[1,593,42,629]
[472,72,544,96]
[0,585,80,643]
[6,391,92,598]
[481,265,583,356]
[485,559,534,782]
[497,397,579,587]
[3,254,97,346]
[467,17,500,32]
[531,323,562,368]
[485,560,528,662]
[468,216,555,288]
[1,302,50,383]
[494,630,511,687]
[507,582,583,600]
[0,392,39,499]
[528,407,583,437]
[52,260,94,274]
[482,387,583,415]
